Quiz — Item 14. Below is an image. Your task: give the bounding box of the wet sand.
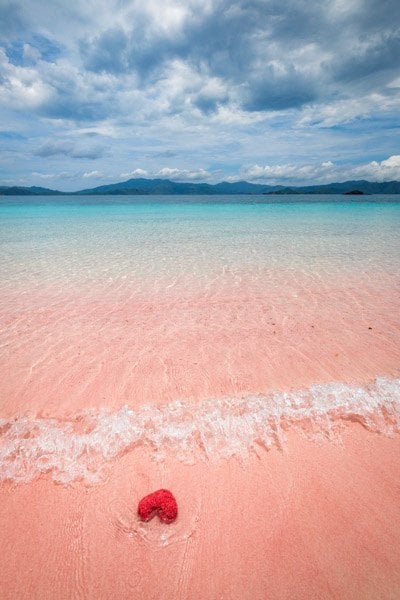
[1,427,400,599]
[1,271,399,417]
[1,209,400,598]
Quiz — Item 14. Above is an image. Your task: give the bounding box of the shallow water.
[1,195,400,479]
[1,195,400,289]
[1,377,400,484]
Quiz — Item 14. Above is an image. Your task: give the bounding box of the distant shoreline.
[1,177,400,196]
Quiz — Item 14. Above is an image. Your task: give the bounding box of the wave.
[1,377,399,484]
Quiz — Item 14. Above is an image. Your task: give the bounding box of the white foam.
[1,377,400,484]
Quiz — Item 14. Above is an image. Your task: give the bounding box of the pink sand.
[1,272,399,416]
[1,271,400,598]
[1,429,400,599]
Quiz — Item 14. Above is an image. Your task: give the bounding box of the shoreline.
[1,376,400,485]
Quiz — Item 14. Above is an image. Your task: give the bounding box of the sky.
[0,0,399,191]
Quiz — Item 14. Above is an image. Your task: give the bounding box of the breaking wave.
[1,377,399,484]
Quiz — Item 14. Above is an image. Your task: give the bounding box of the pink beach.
[1,198,400,599]
[2,0,400,595]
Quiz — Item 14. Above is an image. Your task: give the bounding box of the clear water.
[1,195,400,290]
[1,195,399,482]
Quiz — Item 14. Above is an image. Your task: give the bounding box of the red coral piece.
[137,489,178,524]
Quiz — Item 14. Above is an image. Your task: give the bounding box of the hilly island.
[1,178,400,196]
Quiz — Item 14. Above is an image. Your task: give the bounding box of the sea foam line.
[1,377,400,484]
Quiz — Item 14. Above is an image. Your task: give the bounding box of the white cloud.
[119,168,148,178]
[22,43,41,63]
[0,49,52,110]
[34,138,105,159]
[83,170,104,178]
[140,1,190,36]
[238,161,336,183]
[234,155,400,185]
[155,167,213,181]
[32,171,74,180]
[298,92,400,128]
[351,155,400,182]
[32,171,54,180]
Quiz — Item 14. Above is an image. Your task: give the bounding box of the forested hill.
[1,179,400,195]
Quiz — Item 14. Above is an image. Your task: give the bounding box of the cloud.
[150,150,179,159]
[236,155,400,185]
[79,2,325,110]
[5,35,62,66]
[80,27,131,75]
[298,91,400,128]
[73,0,400,120]
[118,167,215,182]
[31,172,54,180]
[332,31,400,87]
[32,171,76,180]
[2,1,400,121]
[0,49,120,122]
[155,167,213,181]
[237,161,337,184]
[34,139,106,159]
[351,155,400,182]
[80,23,183,85]
[36,62,118,122]
[120,168,149,178]
[0,48,52,110]
[83,170,104,178]
[243,67,317,111]
[0,1,26,40]
[0,0,399,190]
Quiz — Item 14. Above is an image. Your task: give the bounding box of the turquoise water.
[1,195,400,290]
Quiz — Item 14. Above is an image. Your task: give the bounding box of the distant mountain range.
[1,178,400,196]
